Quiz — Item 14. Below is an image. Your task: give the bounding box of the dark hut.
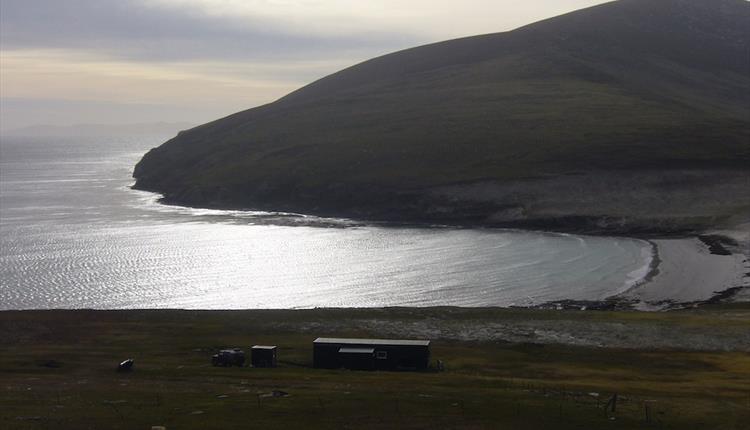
[313,338,430,371]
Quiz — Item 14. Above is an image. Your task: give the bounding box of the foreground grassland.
[2,305,750,429]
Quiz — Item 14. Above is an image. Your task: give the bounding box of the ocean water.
[0,135,653,310]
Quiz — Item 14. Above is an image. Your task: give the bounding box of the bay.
[0,134,652,310]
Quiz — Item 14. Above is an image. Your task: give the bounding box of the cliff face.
[133,0,750,232]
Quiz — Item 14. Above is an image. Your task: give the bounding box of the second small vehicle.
[211,348,246,367]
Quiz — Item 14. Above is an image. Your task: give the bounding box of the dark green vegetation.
[133,0,750,232]
[2,306,750,429]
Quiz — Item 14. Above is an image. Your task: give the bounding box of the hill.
[133,0,750,233]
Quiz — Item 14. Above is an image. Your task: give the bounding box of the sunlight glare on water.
[0,135,653,310]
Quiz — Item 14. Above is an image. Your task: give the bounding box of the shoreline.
[128,179,708,236]
[143,186,749,242]
[150,192,706,237]
[139,186,725,239]
[142,189,750,310]
[539,235,750,311]
[627,235,750,307]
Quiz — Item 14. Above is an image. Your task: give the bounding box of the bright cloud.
[149,0,610,38]
[0,0,611,131]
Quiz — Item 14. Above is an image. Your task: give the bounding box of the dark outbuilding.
[251,345,278,368]
[313,338,430,371]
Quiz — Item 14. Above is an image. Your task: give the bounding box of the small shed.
[251,345,277,368]
[313,338,430,371]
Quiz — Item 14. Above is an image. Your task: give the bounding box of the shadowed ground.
[2,305,749,429]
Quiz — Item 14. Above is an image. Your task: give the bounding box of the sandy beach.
[623,236,749,306]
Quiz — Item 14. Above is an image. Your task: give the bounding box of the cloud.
[0,0,421,62]
[0,0,612,130]
[0,49,342,110]
[150,0,613,39]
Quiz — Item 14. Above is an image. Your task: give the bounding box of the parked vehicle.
[211,348,246,367]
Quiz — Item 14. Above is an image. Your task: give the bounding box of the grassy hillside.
[133,0,750,229]
[2,305,750,429]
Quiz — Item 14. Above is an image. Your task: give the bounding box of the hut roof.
[314,338,430,347]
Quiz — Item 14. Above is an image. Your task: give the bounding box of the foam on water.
[622,244,656,293]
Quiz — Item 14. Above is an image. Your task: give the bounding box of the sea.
[0,134,654,310]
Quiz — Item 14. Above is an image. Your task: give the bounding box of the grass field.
[2,305,750,429]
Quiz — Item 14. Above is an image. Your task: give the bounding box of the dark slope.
[134,0,750,231]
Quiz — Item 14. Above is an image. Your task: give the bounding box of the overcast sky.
[0,0,611,132]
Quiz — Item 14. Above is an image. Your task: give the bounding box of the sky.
[0,0,611,132]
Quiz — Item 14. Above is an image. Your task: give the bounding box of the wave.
[125,184,363,228]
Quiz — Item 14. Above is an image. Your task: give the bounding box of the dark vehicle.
[117,359,134,372]
[212,348,246,367]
